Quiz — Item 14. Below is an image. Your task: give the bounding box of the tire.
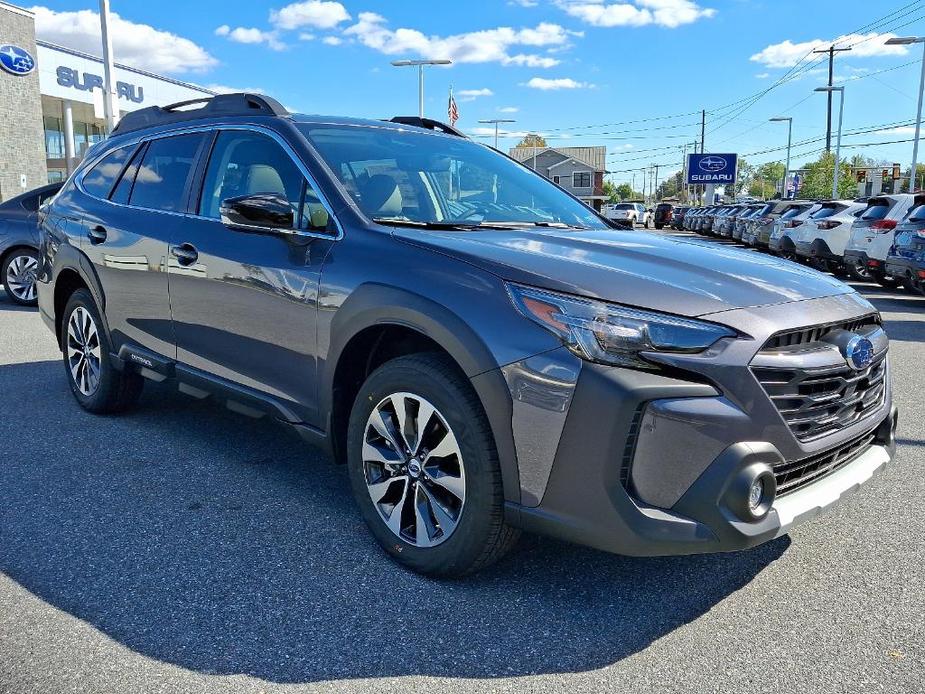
[847,260,872,281]
[2,248,40,306]
[61,288,143,414]
[346,353,519,577]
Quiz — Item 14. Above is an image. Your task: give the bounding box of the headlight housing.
[507,283,736,369]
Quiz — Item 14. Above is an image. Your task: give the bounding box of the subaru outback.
[37,94,897,577]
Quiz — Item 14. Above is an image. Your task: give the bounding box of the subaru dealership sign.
[686,153,738,185]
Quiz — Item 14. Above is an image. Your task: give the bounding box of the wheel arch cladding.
[324,284,522,503]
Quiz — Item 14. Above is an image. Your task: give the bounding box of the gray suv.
[36,94,897,576]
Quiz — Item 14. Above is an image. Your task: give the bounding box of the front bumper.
[501,293,896,557]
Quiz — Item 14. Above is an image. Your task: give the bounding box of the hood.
[394,227,852,317]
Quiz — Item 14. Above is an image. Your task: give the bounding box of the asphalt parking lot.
[1,236,923,693]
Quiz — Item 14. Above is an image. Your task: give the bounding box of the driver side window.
[198,130,330,231]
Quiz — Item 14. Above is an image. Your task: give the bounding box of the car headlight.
[506,283,736,369]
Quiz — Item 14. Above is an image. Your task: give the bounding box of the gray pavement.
[1,249,923,693]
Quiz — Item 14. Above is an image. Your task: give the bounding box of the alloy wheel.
[5,254,39,302]
[66,306,102,396]
[362,392,466,548]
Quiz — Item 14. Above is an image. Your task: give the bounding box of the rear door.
[77,134,206,356]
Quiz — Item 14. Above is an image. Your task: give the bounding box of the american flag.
[447,87,459,126]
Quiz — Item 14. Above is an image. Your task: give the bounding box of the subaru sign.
[0,44,36,76]
[686,153,738,185]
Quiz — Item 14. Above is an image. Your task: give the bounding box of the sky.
[24,0,925,188]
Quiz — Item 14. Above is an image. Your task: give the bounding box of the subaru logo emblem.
[0,44,36,76]
[698,156,727,173]
[844,335,874,371]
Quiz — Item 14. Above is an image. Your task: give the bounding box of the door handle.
[87,225,107,244]
[171,243,199,266]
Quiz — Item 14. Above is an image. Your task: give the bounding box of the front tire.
[346,353,518,577]
[2,248,40,306]
[61,289,143,414]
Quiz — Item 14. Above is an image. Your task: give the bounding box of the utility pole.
[478,119,516,149]
[813,45,852,152]
[99,0,118,133]
[653,164,660,202]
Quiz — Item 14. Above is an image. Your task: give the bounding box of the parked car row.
[670,196,925,295]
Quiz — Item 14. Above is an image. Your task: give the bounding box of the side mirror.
[220,193,293,231]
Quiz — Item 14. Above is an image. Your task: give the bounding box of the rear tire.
[847,260,872,281]
[2,248,40,306]
[61,289,143,414]
[346,353,519,577]
[874,273,900,289]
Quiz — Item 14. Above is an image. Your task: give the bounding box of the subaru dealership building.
[0,1,214,201]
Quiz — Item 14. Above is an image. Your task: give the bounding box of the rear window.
[780,205,808,220]
[614,203,634,210]
[756,204,773,216]
[811,204,846,220]
[861,201,891,220]
[127,133,204,212]
[82,145,135,198]
[907,204,925,221]
[656,203,672,210]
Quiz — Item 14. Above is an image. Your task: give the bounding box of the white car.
[768,203,822,260]
[793,201,866,274]
[605,202,652,228]
[843,194,915,286]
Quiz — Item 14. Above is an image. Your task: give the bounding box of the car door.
[166,127,338,425]
[78,135,206,357]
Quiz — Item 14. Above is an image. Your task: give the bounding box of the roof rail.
[111,93,289,135]
[388,116,467,138]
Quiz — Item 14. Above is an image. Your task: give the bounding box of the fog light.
[748,478,765,511]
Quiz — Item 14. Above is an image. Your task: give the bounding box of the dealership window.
[573,171,591,188]
[43,116,64,159]
[128,134,204,212]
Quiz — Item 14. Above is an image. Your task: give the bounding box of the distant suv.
[606,202,652,228]
[37,94,897,576]
[653,202,673,229]
[884,194,925,294]
[843,194,915,286]
[1,182,62,305]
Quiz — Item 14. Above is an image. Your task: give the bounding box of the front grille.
[619,404,646,488]
[752,352,887,441]
[764,315,879,349]
[773,429,877,496]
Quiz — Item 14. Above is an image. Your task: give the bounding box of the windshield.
[298,124,608,229]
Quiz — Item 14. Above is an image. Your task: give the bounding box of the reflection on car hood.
[394,227,853,317]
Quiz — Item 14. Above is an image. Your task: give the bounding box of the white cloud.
[203,83,266,94]
[215,25,286,51]
[750,32,908,68]
[343,13,576,67]
[270,1,351,30]
[509,0,539,6]
[457,88,494,102]
[755,72,770,79]
[299,32,316,41]
[558,0,716,28]
[523,76,592,89]
[875,126,917,135]
[29,5,217,74]
[499,106,520,113]
[322,35,343,45]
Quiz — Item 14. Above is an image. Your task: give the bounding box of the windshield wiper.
[372,218,527,231]
[481,220,593,230]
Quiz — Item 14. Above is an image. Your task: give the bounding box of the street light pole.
[886,36,925,192]
[478,119,516,149]
[816,86,845,199]
[98,0,118,133]
[390,59,452,118]
[770,117,793,198]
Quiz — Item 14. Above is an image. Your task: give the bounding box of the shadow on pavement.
[0,359,788,683]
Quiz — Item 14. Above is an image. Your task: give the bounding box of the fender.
[322,283,523,502]
[48,240,112,342]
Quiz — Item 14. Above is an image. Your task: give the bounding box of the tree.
[747,161,786,199]
[602,180,618,203]
[613,183,645,200]
[514,133,547,149]
[656,171,683,200]
[797,151,855,200]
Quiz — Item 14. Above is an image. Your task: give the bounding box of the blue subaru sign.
[686,153,738,185]
[0,44,36,76]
